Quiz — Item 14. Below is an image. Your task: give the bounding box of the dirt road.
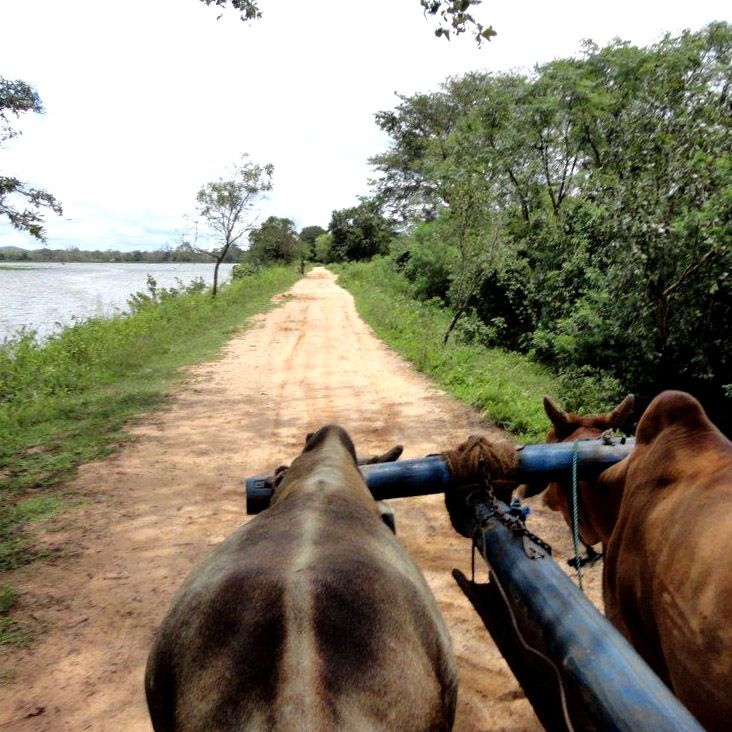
[0,268,602,731]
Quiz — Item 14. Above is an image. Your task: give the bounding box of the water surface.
[0,262,234,341]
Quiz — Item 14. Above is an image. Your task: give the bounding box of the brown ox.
[145,425,457,731]
[532,391,732,732]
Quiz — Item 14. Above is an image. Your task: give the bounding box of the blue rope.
[571,441,583,592]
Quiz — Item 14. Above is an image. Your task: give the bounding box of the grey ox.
[145,425,458,731]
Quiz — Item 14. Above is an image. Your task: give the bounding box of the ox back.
[145,426,457,732]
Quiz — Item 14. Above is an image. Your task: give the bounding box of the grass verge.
[333,258,557,442]
[0,265,300,574]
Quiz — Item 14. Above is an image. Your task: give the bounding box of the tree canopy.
[372,22,732,427]
[298,225,327,247]
[248,216,299,263]
[328,199,396,262]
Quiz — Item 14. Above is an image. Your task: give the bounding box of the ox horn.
[610,394,635,428]
[543,396,570,428]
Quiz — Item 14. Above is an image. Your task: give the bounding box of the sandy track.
[0,268,602,731]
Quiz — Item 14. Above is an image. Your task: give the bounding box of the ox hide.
[145,425,457,732]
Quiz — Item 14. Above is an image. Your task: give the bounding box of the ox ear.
[543,396,570,429]
[358,445,404,465]
[610,394,635,428]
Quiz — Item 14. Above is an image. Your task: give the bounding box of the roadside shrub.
[454,309,506,347]
[232,262,262,279]
[555,365,628,415]
[406,251,451,301]
[473,261,535,351]
[389,223,453,303]
[127,275,207,311]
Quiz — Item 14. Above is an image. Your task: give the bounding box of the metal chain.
[469,461,553,559]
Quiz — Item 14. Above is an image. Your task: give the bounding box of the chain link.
[468,459,553,559]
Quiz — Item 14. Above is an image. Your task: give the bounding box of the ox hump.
[636,391,716,444]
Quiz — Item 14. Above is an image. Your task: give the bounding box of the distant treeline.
[0,242,247,263]
[0,219,335,265]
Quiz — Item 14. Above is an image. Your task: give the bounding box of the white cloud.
[1,0,729,250]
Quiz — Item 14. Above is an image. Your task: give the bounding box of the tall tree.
[248,216,299,264]
[387,23,732,423]
[329,199,396,262]
[0,78,62,240]
[298,225,326,247]
[195,155,273,296]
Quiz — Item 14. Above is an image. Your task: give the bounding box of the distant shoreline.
[0,245,245,265]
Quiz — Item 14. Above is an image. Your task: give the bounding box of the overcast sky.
[1,0,730,252]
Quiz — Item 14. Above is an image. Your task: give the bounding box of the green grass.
[0,585,31,650]
[333,258,557,442]
[0,265,301,572]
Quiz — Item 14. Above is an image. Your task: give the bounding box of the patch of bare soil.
[0,267,602,731]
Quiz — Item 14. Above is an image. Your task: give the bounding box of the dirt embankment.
[0,267,602,731]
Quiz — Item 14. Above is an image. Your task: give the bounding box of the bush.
[232,262,263,279]
[396,223,454,302]
[555,365,628,415]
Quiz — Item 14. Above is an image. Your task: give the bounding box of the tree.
[200,0,494,44]
[1,78,62,240]
[329,199,396,262]
[436,177,507,344]
[194,155,273,296]
[419,0,495,44]
[313,232,334,263]
[297,225,326,269]
[248,216,299,264]
[298,225,326,247]
[199,0,261,22]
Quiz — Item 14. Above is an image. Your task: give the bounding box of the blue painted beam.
[469,500,704,731]
[245,438,634,514]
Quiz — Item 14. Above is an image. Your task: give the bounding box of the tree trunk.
[443,306,466,345]
[213,258,222,298]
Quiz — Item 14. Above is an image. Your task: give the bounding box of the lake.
[0,262,235,341]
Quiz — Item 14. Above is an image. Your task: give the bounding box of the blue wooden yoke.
[245,438,635,514]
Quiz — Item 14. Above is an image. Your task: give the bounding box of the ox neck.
[273,453,377,512]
